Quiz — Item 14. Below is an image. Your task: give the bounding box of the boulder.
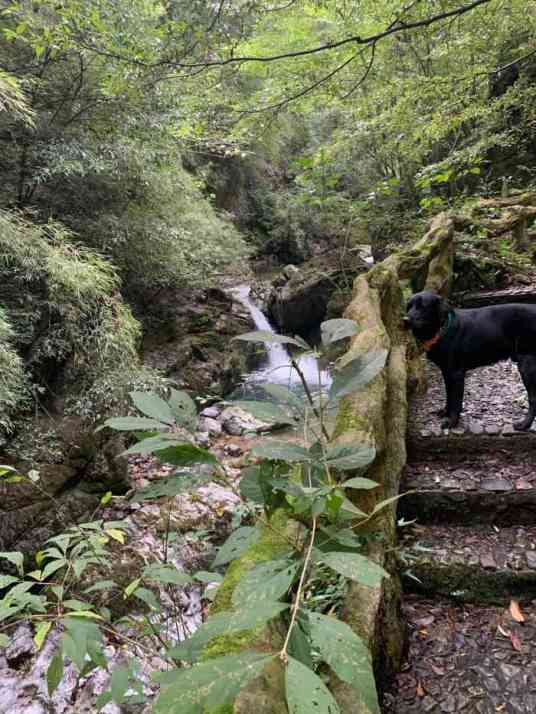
[267,249,368,334]
[140,287,255,396]
[0,415,130,552]
[220,406,282,436]
[199,416,223,436]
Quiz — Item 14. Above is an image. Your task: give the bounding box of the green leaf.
[124,577,141,597]
[287,613,313,669]
[342,476,380,490]
[317,551,389,587]
[100,491,112,505]
[99,416,169,432]
[239,465,266,504]
[131,472,212,502]
[82,579,116,595]
[34,621,52,651]
[47,651,64,697]
[325,444,376,471]
[130,391,175,425]
[0,551,24,576]
[285,656,340,713]
[110,664,130,705]
[121,435,186,456]
[328,351,388,403]
[143,564,193,586]
[251,441,310,463]
[234,330,304,347]
[194,571,224,584]
[231,559,299,607]
[261,384,303,411]
[152,443,217,467]
[168,388,198,430]
[212,526,261,567]
[168,602,287,661]
[42,559,67,580]
[231,400,294,425]
[134,587,160,611]
[372,493,407,515]
[309,612,379,714]
[153,652,274,713]
[321,319,359,346]
[0,633,9,648]
[0,575,19,588]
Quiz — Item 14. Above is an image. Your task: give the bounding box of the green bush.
[0,307,29,435]
[35,140,249,295]
[0,209,140,399]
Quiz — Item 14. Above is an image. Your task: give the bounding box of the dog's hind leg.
[514,354,536,431]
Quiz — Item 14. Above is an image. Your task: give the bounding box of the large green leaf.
[309,612,379,714]
[231,400,294,425]
[328,350,388,403]
[152,443,217,467]
[212,526,261,567]
[99,416,168,432]
[231,558,299,606]
[342,476,380,490]
[285,656,340,713]
[143,564,193,586]
[168,388,198,431]
[317,551,389,587]
[251,441,310,463]
[234,330,303,347]
[153,652,274,713]
[47,651,64,697]
[121,434,186,456]
[131,472,212,502]
[129,391,175,425]
[261,383,303,412]
[321,318,359,346]
[287,613,313,669]
[325,444,376,471]
[168,601,288,661]
[239,465,266,504]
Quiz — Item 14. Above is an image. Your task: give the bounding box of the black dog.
[405,290,536,430]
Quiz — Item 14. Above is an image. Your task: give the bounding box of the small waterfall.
[231,285,330,388]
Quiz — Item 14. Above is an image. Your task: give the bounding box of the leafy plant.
[0,318,392,712]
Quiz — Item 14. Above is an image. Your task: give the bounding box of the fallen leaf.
[497,624,511,638]
[510,633,522,652]
[496,704,506,711]
[430,663,445,676]
[416,681,425,698]
[509,599,525,623]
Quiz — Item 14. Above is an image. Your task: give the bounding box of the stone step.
[382,595,536,714]
[400,455,536,525]
[456,284,536,308]
[408,360,536,460]
[399,523,536,603]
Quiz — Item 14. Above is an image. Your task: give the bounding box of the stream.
[230,285,331,389]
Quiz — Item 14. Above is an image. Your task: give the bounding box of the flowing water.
[230,285,331,389]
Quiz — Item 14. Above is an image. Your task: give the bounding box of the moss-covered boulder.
[141,287,255,396]
[267,249,368,335]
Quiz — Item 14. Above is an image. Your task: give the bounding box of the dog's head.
[404,291,450,341]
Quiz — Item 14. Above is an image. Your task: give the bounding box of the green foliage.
[0,307,29,436]
[0,210,140,399]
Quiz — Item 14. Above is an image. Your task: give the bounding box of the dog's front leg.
[440,368,465,429]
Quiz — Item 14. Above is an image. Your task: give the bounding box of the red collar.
[422,333,440,351]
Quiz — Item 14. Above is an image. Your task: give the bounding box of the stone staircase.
[384,287,536,714]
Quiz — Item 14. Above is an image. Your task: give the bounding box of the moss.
[203,509,294,658]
